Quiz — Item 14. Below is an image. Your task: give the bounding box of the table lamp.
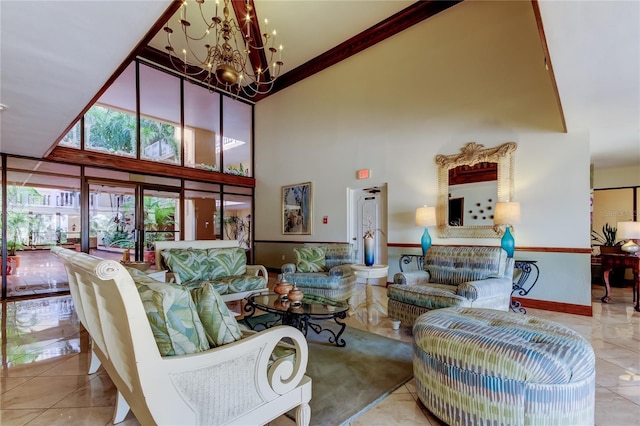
[416,206,436,255]
[617,221,640,254]
[494,201,521,258]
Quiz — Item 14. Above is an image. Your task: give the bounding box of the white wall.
[254,1,592,307]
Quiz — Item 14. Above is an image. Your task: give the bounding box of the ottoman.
[413,307,595,425]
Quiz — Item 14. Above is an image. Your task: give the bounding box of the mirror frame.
[435,141,517,238]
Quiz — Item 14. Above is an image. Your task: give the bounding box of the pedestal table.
[350,264,389,322]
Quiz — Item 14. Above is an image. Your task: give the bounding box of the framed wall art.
[282,182,312,235]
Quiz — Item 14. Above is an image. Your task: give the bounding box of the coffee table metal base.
[244,296,348,347]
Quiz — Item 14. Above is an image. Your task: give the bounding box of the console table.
[399,254,423,272]
[511,260,540,314]
[600,254,639,312]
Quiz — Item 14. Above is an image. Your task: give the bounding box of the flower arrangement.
[363,216,385,239]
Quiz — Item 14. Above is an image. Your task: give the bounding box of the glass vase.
[364,237,375,266]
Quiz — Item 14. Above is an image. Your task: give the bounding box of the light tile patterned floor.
[1,279,638,425]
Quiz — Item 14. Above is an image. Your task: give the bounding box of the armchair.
[52,246,311,426]
[282,243,356,302]
[387,246,514,326]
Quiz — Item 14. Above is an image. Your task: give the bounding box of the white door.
[349,185,387,266]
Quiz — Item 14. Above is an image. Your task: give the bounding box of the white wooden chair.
[52,246,311,425]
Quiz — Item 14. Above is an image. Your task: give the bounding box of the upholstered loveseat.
[281,243,357,302]
[155,240,268,303]
[387,246,514,326]
[52,246,311,425]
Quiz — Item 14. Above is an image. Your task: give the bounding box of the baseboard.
[513,298,592,316]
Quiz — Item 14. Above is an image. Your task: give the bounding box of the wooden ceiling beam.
[252,0,463,101]
[230,0,273,83]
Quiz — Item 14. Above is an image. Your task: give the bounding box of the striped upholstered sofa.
[387,246,514,326]
[281,243,356,302]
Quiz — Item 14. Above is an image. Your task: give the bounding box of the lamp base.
[421,228,432,256]
[621,240,639,255]
[501,226,515,258]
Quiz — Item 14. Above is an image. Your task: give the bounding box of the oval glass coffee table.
[243,293,350,347]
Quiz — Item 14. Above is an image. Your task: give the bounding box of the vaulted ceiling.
[1,1,638,169]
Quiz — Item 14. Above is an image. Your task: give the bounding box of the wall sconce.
[617,221,640,254]
[494,202,521,257]
[416,206,437,255]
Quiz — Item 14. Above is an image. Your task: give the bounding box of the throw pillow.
[127,267,210,356]
[206,247,247,279]
[190,282,243,347]
[323,244,356,270]
[161,248,210,283]
[294,246,326,273]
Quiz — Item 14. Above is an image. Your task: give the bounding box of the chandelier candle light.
[415,206,437,256]
[618,221,640,254]
[494,201,521,258]
[163,0,284,97]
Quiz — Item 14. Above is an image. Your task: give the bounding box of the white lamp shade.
[494,202,521,225]
[617,221,640,239]
[415,206,436,227]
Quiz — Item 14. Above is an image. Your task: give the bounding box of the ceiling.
[1,0,638,169]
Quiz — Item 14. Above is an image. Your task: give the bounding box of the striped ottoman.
[413,308,595,425]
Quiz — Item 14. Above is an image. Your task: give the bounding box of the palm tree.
[85,106,136,154]
[140,118,179,161]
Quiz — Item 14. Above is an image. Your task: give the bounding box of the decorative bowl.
[288,287,304,305]
[274,282,294,297]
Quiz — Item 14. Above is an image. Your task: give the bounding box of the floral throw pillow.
[207,247,247,279]
[190,282,243,347]
[161,248,210,283]
[128,269,210,356]
[294,246,326,273]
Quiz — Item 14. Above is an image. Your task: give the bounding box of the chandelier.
[162,0,284,98]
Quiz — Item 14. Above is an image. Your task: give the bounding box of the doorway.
[348,185,388,266]
[88,181,180,265]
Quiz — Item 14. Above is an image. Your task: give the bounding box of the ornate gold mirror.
[435,142,517,238]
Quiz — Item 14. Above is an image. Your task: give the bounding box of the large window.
[59,121,81,148]
[59,59,253,177]
[85,105,137,156]
[2,158,81,298]
[85,63,137,157]
[6,58,257,300]
[222,96,252,177]
[184,81,221,171]
[2,156,253,300]
[139,63,181,164]
[221,187,253,250]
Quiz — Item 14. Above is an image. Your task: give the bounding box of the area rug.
[243,315,414,425]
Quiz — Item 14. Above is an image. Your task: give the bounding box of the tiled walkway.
[1,280,638,425]
[4,249,137,298]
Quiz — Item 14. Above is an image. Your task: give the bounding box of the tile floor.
[0,280,639,425]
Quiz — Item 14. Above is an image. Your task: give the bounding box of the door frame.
[347,184,388,266]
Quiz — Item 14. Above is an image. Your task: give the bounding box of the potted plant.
[6,210,29,273]
[591,223,623,254]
